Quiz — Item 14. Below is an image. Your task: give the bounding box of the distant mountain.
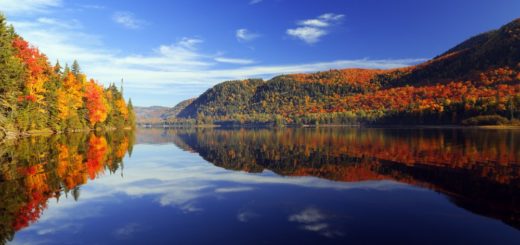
[163,98,196,119]
[134,106,170,124]
[169,18,520,126]
[135,98,195,124]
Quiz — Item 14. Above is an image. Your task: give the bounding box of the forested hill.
[135,99,195,125]
[168,18,520,126]
[0,14,135,137]
[134,106,170,124]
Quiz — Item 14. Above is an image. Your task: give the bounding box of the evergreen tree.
[71,60,81,76]
[63,63,70,75]
[53,60,62,76]
[127,98,136,128]
[0,14,24,130]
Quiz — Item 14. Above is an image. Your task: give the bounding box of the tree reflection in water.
[0,130,135,243]
[156,128,520,230]
[1,127,519,243]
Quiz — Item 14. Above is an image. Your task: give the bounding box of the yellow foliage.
[115,98,128,119]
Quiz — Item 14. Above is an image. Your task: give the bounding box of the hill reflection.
[153,128,520,230]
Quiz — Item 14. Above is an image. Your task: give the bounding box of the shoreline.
[0,126,135,141]
[136,124,520,130]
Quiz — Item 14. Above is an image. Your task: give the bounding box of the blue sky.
[0,0,518,106]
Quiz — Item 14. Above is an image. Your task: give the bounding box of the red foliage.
[85,135,108,180]
[84,79,109,126]
[13,191,47,231]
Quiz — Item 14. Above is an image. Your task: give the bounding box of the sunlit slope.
[171,18,520,125]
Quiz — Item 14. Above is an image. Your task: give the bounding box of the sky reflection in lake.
[8,128,520,245]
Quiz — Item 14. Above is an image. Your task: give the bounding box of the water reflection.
[157,128,520,230]
[0,131,134,243]
[3,127,520,244]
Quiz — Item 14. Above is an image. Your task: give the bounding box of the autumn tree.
[84,79,108,126]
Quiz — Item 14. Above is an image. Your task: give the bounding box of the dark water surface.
[3,128,520,244]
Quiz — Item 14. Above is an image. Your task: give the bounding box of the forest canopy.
[0,14,135,136]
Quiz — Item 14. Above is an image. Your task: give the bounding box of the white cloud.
[215,57,255,65]
[0,0,61,14]
[249,0,263,5]
[79,4,106,10]
[112,11,147,29]
[287,13,344,44]
[286,27,326,44]
[319,13,345,21]
[236,28,260,42]
[298,19,329,27]
[178,37,203,49]
[114,38,210,70]
[36,17,81,29]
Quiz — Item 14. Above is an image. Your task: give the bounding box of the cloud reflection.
[17,143,413,239]
[237,210,259,222]
[114,223,143,239]
[289,208,343,238]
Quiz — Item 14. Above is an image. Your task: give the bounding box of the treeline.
[0,14,135,135]
[169,18,520,126]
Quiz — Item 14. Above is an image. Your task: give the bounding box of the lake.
[2,127,520,244]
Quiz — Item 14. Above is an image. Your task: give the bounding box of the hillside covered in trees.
[0,14,135,137]
[166,18,520,126]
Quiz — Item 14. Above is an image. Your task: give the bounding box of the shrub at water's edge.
[461,115,510,126]
[0,14,135,138]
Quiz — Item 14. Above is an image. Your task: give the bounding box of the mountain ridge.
[151,18,520,126]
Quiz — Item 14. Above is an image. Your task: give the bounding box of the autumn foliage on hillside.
[286,68,392,90]
[174,64,519,126]
[174,18,520,126]
[0,14,135,133]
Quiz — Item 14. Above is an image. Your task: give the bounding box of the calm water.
[2,128,520,244]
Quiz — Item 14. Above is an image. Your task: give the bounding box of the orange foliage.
[12,36,50,106]
[8,133,133,232]
[115,98,128,119]
[85,135,108,180]
[341,81,520,113]
[84,79,109,126]
[287,68,391,90]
